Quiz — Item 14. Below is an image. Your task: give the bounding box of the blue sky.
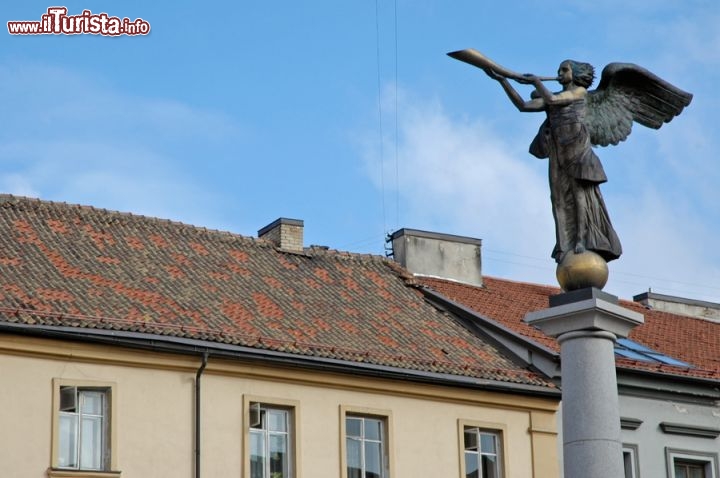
[2,1,719,302]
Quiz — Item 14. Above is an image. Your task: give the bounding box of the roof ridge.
[483,275,561,292]
[384,259,420,285]
[620,299,720,325]
[0,193,270,247]
[0,194,406,262]
[303,245,394,264]
[423,274,562,294]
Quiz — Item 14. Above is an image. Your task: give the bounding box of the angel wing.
[585,63,693,147]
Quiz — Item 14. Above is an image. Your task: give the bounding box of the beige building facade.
[0,334,559,478]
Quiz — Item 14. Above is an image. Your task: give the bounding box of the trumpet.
[448,49,558,82]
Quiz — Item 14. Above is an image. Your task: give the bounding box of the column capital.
[524,290,644,338]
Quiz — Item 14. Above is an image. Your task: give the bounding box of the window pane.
[346,418,362,438]
[464,429,479,451]
[465,452,479,478]
[81,391,104,416]
[267,410,287,433]
[675,461,707,478]
[365,441,382,478]
[58,414,78,468]
[687,464,705,478]
[481,455,499,478]
[689,468,704,478]
[364,419,382,441]
[80,416,103,470]
[623,451,634,478]
[269,434,288,477]
[347,438,362,478]
[60,387,77,412]
[250,430,266,478]
[480,433,496,455]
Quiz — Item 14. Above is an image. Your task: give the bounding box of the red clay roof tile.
[0,195,552,389]
[420,276,720,380]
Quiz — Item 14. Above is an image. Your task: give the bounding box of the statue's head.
[562,60,595,88]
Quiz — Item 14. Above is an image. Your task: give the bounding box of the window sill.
[47,468,121,478]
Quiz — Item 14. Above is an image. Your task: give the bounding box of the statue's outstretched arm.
[487,71,544,112]
[531,77,579,106]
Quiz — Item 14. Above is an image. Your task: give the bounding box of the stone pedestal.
[525,288,644,478]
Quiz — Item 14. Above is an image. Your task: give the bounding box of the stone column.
[525,289,644,478]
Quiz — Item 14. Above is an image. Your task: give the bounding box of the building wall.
[0,334,560,478]
[620,394,720,478]
[0,335,196,478]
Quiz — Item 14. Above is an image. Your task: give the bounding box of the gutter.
[616,365,720,395]
[195,352,208,478]
[0,322,561,398]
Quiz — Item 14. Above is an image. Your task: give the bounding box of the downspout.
[195,352,209,478]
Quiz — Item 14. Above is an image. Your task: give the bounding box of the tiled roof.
[0,195,552,388]
[420,276,720,381]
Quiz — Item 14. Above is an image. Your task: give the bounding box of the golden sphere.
[556,250,609,291]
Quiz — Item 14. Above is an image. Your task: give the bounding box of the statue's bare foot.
[574,242,586,254]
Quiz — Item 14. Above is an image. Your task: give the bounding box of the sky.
[2,1,719,303]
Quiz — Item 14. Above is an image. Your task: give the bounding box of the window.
[250,404,292,478]
[675,461,707,478]
[50,379,118,477]
[463,427,502,478]
[615,338,691,367]
[666,448,718,478]
[340,406,392,478]
[244,397,299,478]
[346,416,387,478]
[58,387,108,469]
[623,444,639,478]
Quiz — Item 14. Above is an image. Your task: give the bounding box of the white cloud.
[363,86,720,302]
[610,186,720,302]
[362,88,558,285]
[0,173,40,198]
[372,1,720,302]
[0,139,214,221]
[0,62,243,228]
[653,11,720,70]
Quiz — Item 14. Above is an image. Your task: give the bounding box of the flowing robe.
[529,99,622,263]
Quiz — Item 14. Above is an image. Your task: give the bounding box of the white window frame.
[340,406,393,478]
[461,425,504,478]
[666,448,719,478]
[243,396,300,478]
[50,378,119,478]
[457,420,507,478]
[623,444,640,478]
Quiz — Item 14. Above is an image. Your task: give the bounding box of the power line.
[393,0,400,230]
[374,0,387,236]
[374,0,400,236]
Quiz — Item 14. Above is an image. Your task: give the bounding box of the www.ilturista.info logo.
[8,7,150,36]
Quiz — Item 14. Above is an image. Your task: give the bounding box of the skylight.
[614,338,692,368]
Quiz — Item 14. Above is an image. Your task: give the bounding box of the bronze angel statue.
[448,49,692,265]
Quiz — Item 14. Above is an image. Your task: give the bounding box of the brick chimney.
[390,228,482,287]
[258,218,304,252]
